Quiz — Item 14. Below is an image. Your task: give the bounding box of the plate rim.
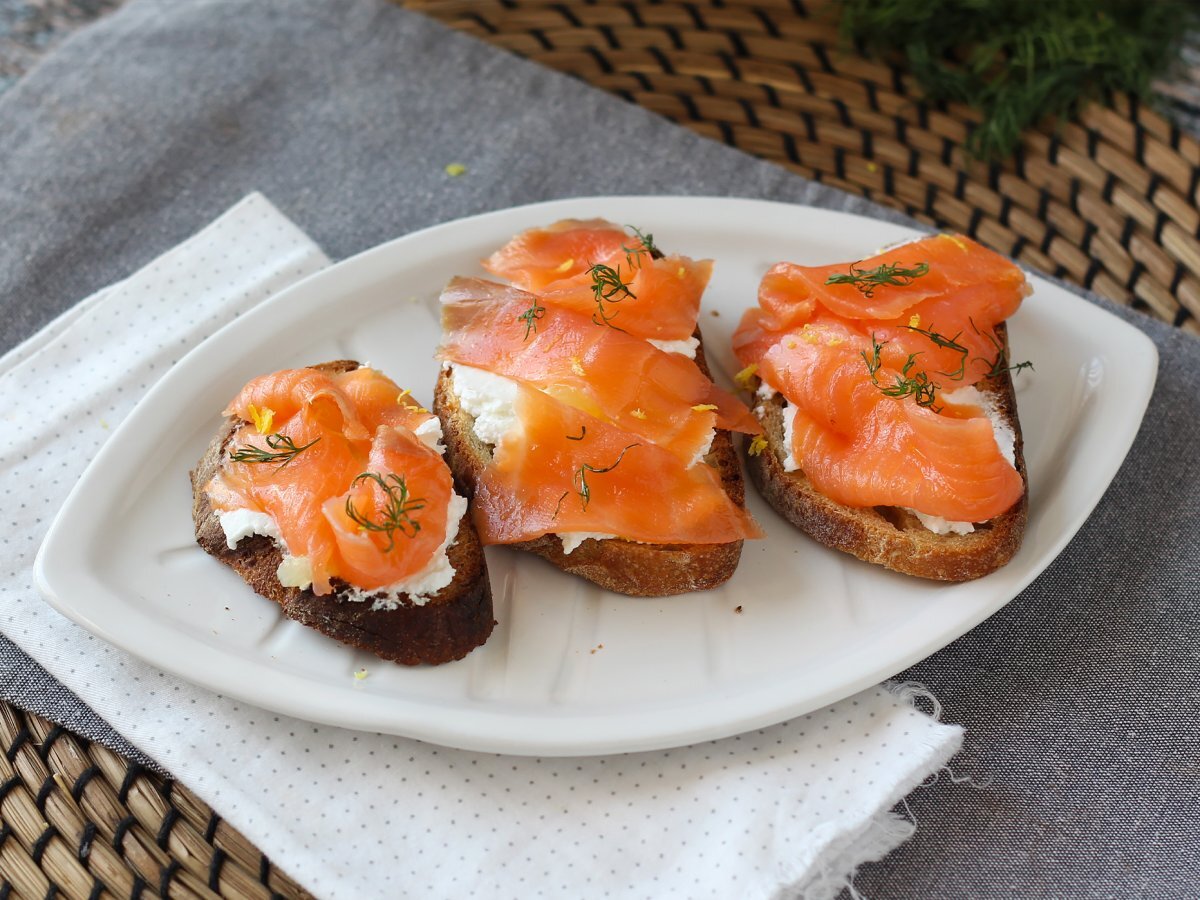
[34,195,1159,755]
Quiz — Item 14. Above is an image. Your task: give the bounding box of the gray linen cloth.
[0,0,1196,895]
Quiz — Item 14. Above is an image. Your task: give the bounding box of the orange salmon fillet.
[734,234,1028,522]
[207,367,452,594]
[472,382,763,545]
[759,338,1023,522]
[439,277,759,465]
[483,218,709,342]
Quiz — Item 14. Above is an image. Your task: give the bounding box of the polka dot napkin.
[3,194,963,900]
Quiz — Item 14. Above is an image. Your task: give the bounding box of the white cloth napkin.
[1,194,963,900]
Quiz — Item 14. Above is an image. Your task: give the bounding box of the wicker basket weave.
[4,1,1197,897]
[409,0,1200,335]
[0,704,312,899]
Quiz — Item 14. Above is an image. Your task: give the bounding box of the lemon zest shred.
[569,356,586,377]
[556,258,575,273]
[747,435,769,457]
[940,233,967,251]
[396,387,429,414]
[733,363,759,390]
[444,163,467,177]
[691,403,719,412]
[353,668,369,681]
[629,408,648,420]
[676,266,686,279]
[247,404,274,435]
[908,314,921,328]
[826,336,844,346]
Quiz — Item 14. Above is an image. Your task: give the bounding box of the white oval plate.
[34,197,1157,756]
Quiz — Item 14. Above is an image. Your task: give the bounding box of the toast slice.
[744,324,1027,582]
[191,360,494,665]
[744,326,1027,585]
[434,336,749,596]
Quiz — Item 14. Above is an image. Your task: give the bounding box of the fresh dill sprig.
[588,262,635,330]
[554,442,642,515]
[517,295,546,340]
[622,225,660,268]
[982,355,1034,379]
[902,323,969,379]
[862,334,941,411]
[344,472,426,553]
[972,321,1035,379]
[825,261,929,298]
[834,0,1199,160]
[229,433,320,470]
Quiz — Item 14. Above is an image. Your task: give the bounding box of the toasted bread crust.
[744,324,1027,582]
[434,335,747,596]
[191,360,494,666]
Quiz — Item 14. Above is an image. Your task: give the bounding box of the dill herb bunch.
[835,0,1198,159]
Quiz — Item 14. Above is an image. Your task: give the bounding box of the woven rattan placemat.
[3,2,1197,897]
[409,0,1200,335]
[0,705,312,898]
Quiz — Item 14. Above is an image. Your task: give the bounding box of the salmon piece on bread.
[734,234,1030,581]
[482,218,710,344]
[437,221,762,596]
[435,345,758,596]
[192,360,494,665]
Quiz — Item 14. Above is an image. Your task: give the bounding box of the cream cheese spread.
[218,509,282,550]
[647,336,700,358]
[413,416,444,453]
[909,511,975,536]
[559,532,616,555]
[779,400,799,472]
[233,489,468,606]
[449,364,522,446]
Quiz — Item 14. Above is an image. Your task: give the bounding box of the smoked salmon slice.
[740,234,1027,386]
[439,277,760,464]
[458,219,761,557]
[734,233,1028,523]
[206,367,453,594]
[472,382,763,545]
[482,218,632,291]
[759,234,1025,321]
[483,218,710,342]
[758,337,1023,522]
